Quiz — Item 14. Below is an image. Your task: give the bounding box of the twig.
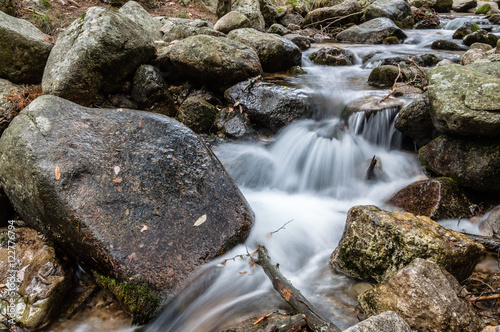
[379,63,402,103]
[269,220,293,236]
[468,278,496,292]
[467,293,500,302]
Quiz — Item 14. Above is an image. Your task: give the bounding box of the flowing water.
[140,20,482,332]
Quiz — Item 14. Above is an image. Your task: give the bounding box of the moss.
[475,3,491,14]
[92,271,164,324]
[471,23,480,32]
[383,36,399,45]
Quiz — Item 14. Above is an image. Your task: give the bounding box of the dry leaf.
[139,121,142,127]
[114,166,121,175]
[233,101,240,107]
[55,166,61,181]
[128,252,136,262]
[140,225,149,232]
[239,271,247,274]
[193,214,207,227]
[281,288,292,301]
[112,178,122,183]
[167,268,174,277]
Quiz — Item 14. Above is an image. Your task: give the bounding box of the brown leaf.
[167,268,174,277]
[128,252,136,262]
[140,225,149,232]
[112,178,122,183]
[193,214,207,227]
[55,166,61,181]
[281,288,292,301]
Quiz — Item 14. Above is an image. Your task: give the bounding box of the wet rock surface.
[364,0,412,23]
[131,64,175,116]
[330,205,485,283]
[336,18,407,44]
[309,47,355,66]
[0,95,254,323]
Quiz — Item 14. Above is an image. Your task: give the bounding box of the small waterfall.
[348,107,403,148]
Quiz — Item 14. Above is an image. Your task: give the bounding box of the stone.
[42,7,156,106]
[302,0,361,29]
[463,29,499,48]
[409,0,453,12]
[225,80,313,132]
[268,23,290,35]
[431,39,466,50]
[161,22,225,43]
[0,0,15,16]
[330,205,485,283]
[479,206,500,237]
[177,95,218,133]
[214,11,253,33]
[475,3,491,14]
[412,6,441,29]
[216,107,253,138]
[0,95,254,323]
[0,11,52,84]
[283,33,311,50]
[395,92,438,147]
[452,0,477,12]
[131,65,175,116]
[0,79,22,137]
[118,1,162,40]
[233,0,266,31]
[259,0,279,26]
[309,47,355,66]
[364,0,412,22]
[461,48,486,65]
[0,227,71,330]
[336,18,407,44]
[367,65,401,88]
[310,0,343,9]
[359,259,482,332]
[278,13,303,27]
[156,35,262,87]
[227,28,301,72]
[344,311,411,332]
[453,21,480,39]
[427,64,500,137]
[471,42,493,52]
[419,135,500,193]
[386,178,474,220]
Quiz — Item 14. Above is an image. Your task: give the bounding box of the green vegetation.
[40,0,52,9]
[178,10,189,18]
[475,3,491,14]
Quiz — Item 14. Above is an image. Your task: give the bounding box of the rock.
[268,23,290,35]
[409,0,453,12]
[309,47,355,66]
[436,58,455,66]
[118,1,162,40]
[367,65,417,88]
[336,18,407,44]
[233,0,266,31]
[344,311,411,332]
[412,6,441,29]
[489,14,500,24]
[364,0,412,23]
[214,11,253,33]
[471,42,493,52]
[283,33,311,50]
[453,21,480,39]
[431,39,466,50]
[310,0,343,9]
[278,13,303,27]
[0,184,14,226]
[259,0,279,26]
[475,2,491,14]
[216,107,253,138]
[358,259,482,332]
[463,29,499,47]
[0,227,71,329]
[0,11,52,84]
[131,64,175,116]
[225,80,312,132]
[427,64,500,137]
[0,0,15,16]
[452,0,477,12]
[42,7,156,107]
[161,21,225,43]
[0,95,254,323]
[302,0,361,29]
[0,79,22,137]
[419,135,500,193]
[227,28,301,72]
[386,178,473,220]
[461,48,487,65]
[159,17,214,28]
[330,205,485,283]
[395,92,437,147]
[177,95,218,133]
[343,96,404,121]
[156,35,262,87]
[479,206,500,237]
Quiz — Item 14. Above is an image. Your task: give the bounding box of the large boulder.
[225,80,313,132]
[118,1,162,40]
[386,178,473,220]
[233,0,266,31]
[156,35,262,87]
[419,135,500,193]
[0,227,72,330]
[131,64,175,116]
[427,64,500,137]
[336,18,407,44]
[302,0,361,29]
[0,11,52,84]
[344,311,411,332]
[330,205,485,283]
[214,10,253,34]
[364,0,412,23]
[0,95,254,323]
[0,79,22,137]
[227,28,301,72]
[452,0,477,12]
[409,0,453,12]
[42,7,156,107]
[161,21,225,43]
[359,259,482,332]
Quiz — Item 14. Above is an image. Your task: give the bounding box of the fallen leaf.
[193,214,207,227]
[281,288,292,301]
[128,252,136,262]
[239,271,247,274]
[139,121,142,127]
[233,101,240,107]
[140,225,148,232]
[112,178,122,183]
[55,166,61,181]
[114,166,121,175]
[167,268,174,277]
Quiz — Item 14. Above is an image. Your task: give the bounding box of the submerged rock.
[386,178,473,220]
[330,205,485,283]
[0,95,254,323]
[344,311,411,332]
[336,18,407,44]
[309,47,355,66]
[0,227,71,330]
[359,259,482,332]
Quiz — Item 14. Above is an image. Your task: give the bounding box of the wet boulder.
[452,0,477,12]
[395,92,438,147]
[330,205,485,283]
[227,28,301,72]
[118,1,162,40]
[0,11,52,84]
[463,29,499,47]
[364,0,412,23]
[0,95,254,323]
[216,107,253,138]
[214,11,253,33]
[283,33,311,50]
[309,47,355,66]
[161,21,225,43]
[0,227,72,330]
[302,0,361,29]
[431,39,466,50]
[419,135,500,193]
[0,79,22,137]
[409,0,453,12]
[42,7,156,107]
[344,311,411,332]
[359,259,482,332]
[131,64,175,116]
[367,65,401,88]
[427,64,500,137]
[452,21,480,39]
[336,18,407,44]
[386,178,473,220]
[225,80,313,132]
[156,35,262,87]
[177,95,218,133]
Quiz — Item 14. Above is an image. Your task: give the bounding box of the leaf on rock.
[55,166,61,181]
[128,252,137,262]
[112,178,122,183]
[193,214,207,227]
[140,225,149,232]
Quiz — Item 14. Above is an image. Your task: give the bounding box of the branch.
[268,220,293,237]
[302,11,362,29]
[255,246,341,332]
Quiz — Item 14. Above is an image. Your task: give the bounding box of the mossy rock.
[309,47,355,66]
[177,96,218,134]
[475,3,491,14]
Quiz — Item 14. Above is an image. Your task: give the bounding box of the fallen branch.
[255,246,341,332]
[467,293,500,302]
[463,233,500,253]
[302,11,362,29]
[378,63,402,103]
